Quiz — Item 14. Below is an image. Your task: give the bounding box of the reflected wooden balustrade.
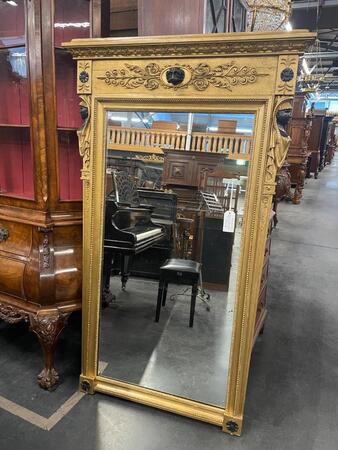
[107,126,253,160]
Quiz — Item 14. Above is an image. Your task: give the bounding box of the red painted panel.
[58,130,82,201]
[0,0,25,47]
[0,47,29,125]
[55,50,82,129]
[54,0,90,47]
[0,127,34,199]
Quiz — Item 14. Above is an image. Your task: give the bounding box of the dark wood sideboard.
[306,115,325,179]
[286,93,312,204]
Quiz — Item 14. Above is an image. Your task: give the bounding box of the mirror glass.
[98,110,255,407]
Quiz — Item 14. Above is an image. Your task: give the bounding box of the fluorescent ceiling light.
[6,0,18,5]
[131,118,149,123]
[285,21,292,31]
[108,116,128,122]
[54,22,90,29]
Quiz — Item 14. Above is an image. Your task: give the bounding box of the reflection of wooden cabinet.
[163,150,226,190]
[0,0,109,391]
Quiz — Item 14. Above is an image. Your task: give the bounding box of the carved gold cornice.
[63,31,315,59]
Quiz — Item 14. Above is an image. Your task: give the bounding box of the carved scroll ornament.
[0,303,29,324]
[265,97,293,186]
[97,62,268,92]
[77,95,91,180]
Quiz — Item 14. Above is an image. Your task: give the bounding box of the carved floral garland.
[97,62,266,92]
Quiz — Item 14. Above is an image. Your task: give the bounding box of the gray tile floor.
[99,279,230,406]
[1,157,338,449]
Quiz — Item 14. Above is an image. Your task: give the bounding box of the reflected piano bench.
[155,258,201,327]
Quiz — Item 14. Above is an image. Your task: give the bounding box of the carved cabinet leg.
[292,164,306,205]
[29,311,70,390]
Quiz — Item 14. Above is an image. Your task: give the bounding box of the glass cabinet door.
[0,0,34,199]
[54,0,90,201]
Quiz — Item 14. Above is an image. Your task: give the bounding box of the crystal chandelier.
[247,0,291,32]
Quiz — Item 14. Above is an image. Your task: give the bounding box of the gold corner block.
[79,375,95,394]
[77,60,92,94]
[222,414,243,436]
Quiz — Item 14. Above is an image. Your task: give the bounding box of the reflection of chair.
[112,169,140,205]
[199,165,241,212]
[155,258,201,327]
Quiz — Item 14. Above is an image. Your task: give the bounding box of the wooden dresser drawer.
[0,220,32,258]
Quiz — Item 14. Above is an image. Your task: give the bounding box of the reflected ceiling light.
[54,22,90,29]
[6,1,18,6]
[285,21,292,31]
[107,116,128,122]
[131,118,149,123]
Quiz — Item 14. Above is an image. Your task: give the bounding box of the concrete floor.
[1,158,338,449]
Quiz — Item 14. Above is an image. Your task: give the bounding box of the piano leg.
[120,254,130,291]
[102,248,115,307]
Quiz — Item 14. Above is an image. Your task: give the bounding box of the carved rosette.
[97,62,268,92]
[77,59,92,187]
[276,55,298,95]
[0,303,29,324]
[77,60,92,94]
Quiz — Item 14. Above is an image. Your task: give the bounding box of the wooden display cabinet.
[0,0,109,390]
[306,115,324,179]
[319,116,333,171]
[286,93,312,204]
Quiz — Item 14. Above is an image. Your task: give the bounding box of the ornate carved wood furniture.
[286,93,312,204]
[325,121,336,165]
[64,30,314,435]
[0,0,109,390]
[306,114,324,179]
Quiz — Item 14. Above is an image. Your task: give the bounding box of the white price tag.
[223,210,236,233]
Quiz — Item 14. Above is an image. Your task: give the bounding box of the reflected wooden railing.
[107,126,253,160]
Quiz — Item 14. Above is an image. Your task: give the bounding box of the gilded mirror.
[64,31,314,435]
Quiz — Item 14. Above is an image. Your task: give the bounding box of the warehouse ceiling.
[291,0,338,92]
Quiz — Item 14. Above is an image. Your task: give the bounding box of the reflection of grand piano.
[103,171,166,305]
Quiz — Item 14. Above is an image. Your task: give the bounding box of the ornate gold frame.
[64,31,315,436]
